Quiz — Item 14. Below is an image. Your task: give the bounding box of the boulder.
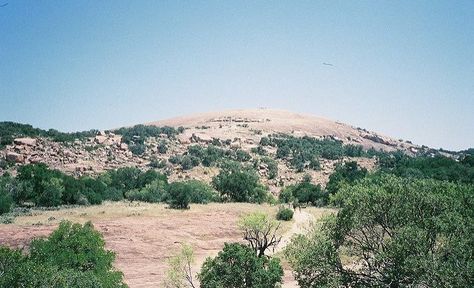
[94,135,107,144]
[6,152,24,163]
[14,137,37,146]
[120,143,128,150]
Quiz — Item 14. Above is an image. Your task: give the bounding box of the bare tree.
[238,212,282,257]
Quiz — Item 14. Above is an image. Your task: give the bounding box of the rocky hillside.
[0,109,434,194]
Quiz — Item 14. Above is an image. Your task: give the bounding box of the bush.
[212,164,269,203]
[103,187,124,201]
[0,176,14,215]
[149,157,167,168]
[125,179,168,203]
[276,207,293,221]
[198,243,283,287]
[28,221,126,287]
[129,143,146,155]
[36,177,64,207]
[167,183,191,209]
[326,161,368,194]
[282,178,326,206]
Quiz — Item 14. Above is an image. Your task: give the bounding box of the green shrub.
[281,176,327,206]
[36,177,64,207]
[28,221,126,287]
[103,187,124,201]
[276,207,294,221]
[129,143,146,155]
[167,183,191,209]
[198,243,283,287]
[212,164,269,203]
[0,177,14,215]
[326,161,367,194]
[125,180,168,203]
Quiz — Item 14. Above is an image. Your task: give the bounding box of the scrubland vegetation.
[0,121,98,148]
[1,122,474,287]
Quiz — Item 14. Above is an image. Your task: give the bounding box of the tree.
[167,182,191,209]
[286,175,474,287]
[198,243,283,288]
[281,176,326,206]
[238,212,282,257]
[1,221,127,288]
[212,164,268,203]
[30,221,123,287]
[0,176,13,214]
[163,244,196,288]
[36,177,64,207]
[325,161,367,195]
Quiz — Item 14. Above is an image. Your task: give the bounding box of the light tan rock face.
[14,138,37,146]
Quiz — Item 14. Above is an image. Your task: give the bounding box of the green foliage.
[0,175,14,215]
[157,141,168,154]
[168,180,218,206]
[286,175,474,287]
[260,157,278,179]
[129,143,146,155]
[163,243,196,288]
[170,145,253,170]
[212,163,269,203]
[239,212,282,257]
[251,145,267,156]
[167,182,191,209]
[280,177,326,206]
[114,125,180,145]
[198,243,283,288]
[344,144,364,157]
[36,177,64,207]
[263,134,369,171]
[235,149,251,162]
[104,167,167,194]
[149,157,167,168]
[326,161,367,195]
[0,121,97,148]
[380,153,474,184]
[125,179,168,203]
[276,207,293,221]
[0,221,127,288]
[113,125,181,155]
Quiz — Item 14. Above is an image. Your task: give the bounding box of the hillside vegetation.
[1,109,473,287]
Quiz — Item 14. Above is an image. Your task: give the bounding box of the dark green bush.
[129,143,146,155]
[198,242,283,287]
[281,177,326,206]
[167,183,191,209]
[125,180,168,203]
[276,207,293,221]
[212,163,269,203]
[0,221,128,288]
[326,161,368,194]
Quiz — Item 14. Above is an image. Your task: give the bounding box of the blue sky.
[0,1,473,150]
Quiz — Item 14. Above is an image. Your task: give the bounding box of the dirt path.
[273,209,314,255]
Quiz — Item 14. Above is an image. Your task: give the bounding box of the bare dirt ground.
[0,202,334,287]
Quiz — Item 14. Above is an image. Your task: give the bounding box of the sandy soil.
[0,202,334,287]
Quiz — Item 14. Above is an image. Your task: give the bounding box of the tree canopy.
[286,174,474,287]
